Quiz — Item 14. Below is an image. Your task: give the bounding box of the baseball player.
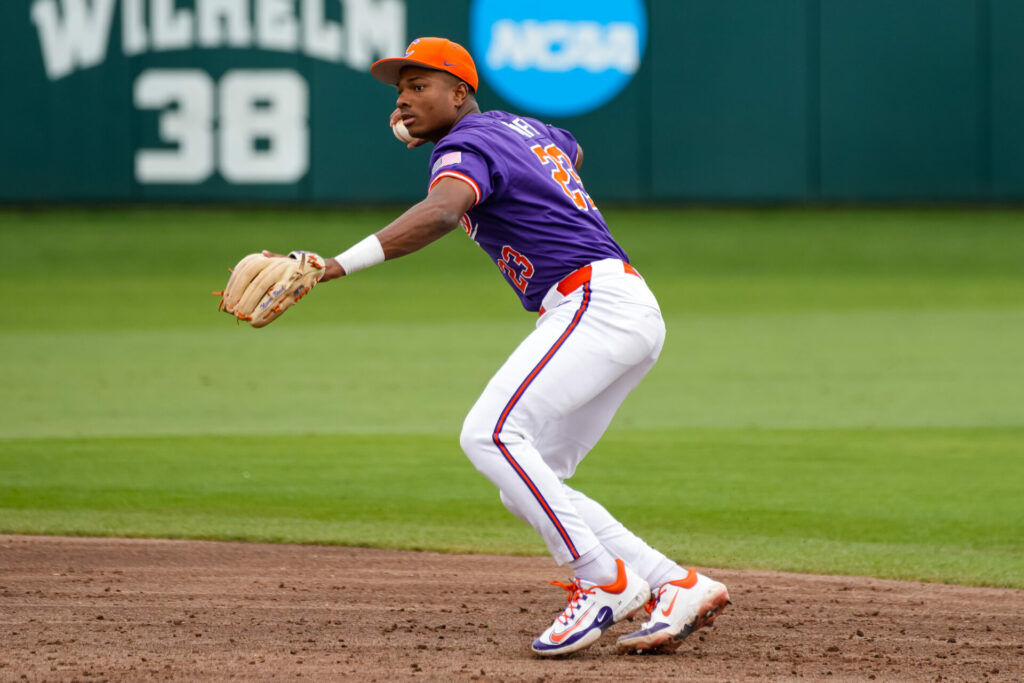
[229,36,729,656]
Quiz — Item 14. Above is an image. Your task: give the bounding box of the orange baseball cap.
[371,37,478,92]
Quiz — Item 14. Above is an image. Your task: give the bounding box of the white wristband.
[335,234,385,275]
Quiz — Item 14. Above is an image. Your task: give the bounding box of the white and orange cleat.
[616,568,730,654]
[532,559,650,656]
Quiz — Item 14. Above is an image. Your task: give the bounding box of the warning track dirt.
[1,535,1021,681]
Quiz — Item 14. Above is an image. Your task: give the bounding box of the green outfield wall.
[1,0,1022,203]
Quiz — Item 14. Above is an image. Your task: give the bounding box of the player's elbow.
[415,203,462,245]
[433,205,463,233]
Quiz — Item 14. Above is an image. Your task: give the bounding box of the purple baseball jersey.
[427,111,628,312]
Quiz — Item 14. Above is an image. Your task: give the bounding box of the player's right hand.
[389,108,427,149]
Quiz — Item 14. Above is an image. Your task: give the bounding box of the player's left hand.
[215,251,326,327]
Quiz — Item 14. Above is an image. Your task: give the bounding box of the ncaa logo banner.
[470,0,647,117]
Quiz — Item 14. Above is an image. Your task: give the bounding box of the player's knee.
[499,490,529,523]
[459,408,494,462]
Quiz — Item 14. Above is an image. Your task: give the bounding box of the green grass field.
[1,207,1021,588]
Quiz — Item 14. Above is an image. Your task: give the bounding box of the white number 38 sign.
[134,68,308,185]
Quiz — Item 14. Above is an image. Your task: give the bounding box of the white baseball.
[392,120,414,144]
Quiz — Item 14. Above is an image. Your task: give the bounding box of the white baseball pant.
[460,258,671,575]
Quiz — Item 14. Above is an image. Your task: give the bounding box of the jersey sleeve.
[546,125,580,167]
[428,142,494,207]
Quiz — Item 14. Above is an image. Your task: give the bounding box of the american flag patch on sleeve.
[431,151,462,174]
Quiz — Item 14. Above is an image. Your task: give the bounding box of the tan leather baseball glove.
[216,251,326,327]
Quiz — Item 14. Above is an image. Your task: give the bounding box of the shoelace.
[642,584,667,616]
[550,579,595,625]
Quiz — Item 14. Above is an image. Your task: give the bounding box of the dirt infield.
[1,536,1021,682]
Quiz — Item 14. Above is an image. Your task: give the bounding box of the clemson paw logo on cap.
[370,37,479,91]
